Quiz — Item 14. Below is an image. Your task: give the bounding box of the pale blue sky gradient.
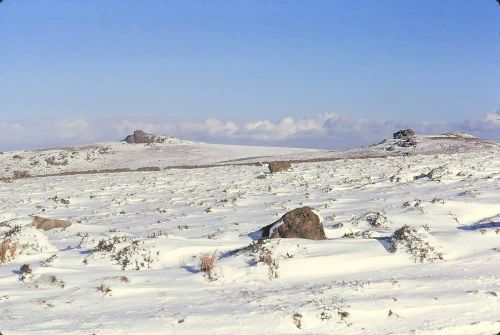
[0,1,499,149]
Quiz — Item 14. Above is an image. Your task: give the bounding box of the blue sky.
[0,0,499,150]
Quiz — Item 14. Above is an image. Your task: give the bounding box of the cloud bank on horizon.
[1,111,499,151]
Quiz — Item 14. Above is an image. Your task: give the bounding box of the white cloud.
[54,118,90,139]
[0,110,498,151]
[462,110,500,131]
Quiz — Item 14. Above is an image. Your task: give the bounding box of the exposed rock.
[260,207,326,240]
[393,129,416,139]
[400,136,417,147]
[31,216,71,231]
[268,161,292,173]
[123,130,165,144]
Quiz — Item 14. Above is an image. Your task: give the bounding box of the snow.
[0,135,499,334]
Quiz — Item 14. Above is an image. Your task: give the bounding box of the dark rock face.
[393,129,416,139]
[260,207,326,240]
[391,129,417,147]
[268,161,292,173]
[123,130,164,144]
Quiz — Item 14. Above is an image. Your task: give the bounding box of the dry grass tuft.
[0,240,17,263]
[259,250,279,279]
[100,283,112,296]
[200,250,217,281]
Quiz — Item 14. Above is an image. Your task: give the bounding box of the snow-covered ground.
[0,138,321,179]
[1,133,496,180]
[1,134,499,334]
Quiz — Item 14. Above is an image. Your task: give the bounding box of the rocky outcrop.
[268,161,292,173]
[393,129,415,139]
[123,130,165,144]
[260,207,326,240]
[391,129,417,147]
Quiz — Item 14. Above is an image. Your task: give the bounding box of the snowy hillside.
[0,131,497,180]
[0,136,322,179]
[0,132,499,334]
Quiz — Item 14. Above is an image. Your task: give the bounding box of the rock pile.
[393,129,417,147]
[123,130,165,144]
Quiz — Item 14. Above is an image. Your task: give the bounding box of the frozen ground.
[1,133,496,180]
[0,134,499,334]
[0,138,321,179]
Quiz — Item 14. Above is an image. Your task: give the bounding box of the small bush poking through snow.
[239,239,280,279]
[350,211,387,227]
[293,312,302,329]
[200,251,217,281]
[0,226,56,263]
[389,225,443,263]
[19,264,32,281]
[259,250,279,279]
[82,233,159,270]
[112,240,159,271]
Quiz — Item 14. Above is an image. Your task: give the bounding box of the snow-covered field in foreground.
[1,139,499,334]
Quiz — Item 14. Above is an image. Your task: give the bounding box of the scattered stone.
[400,136,417,147]
[31,216,71,231]
[49,196,70,205]
[414,165,448,181]
[268,161,292,173]
[260,207,326,240]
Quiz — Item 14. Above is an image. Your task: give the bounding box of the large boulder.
[31,216,71,231]
[260,207,326,240]
[268,161,292,173]
[393,129,415,139]
[123,130,164,144]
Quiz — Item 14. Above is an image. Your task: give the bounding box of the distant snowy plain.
[0,134,499,334]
